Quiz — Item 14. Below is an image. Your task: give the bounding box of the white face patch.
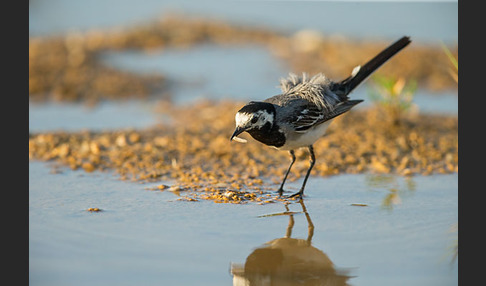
[235,112,252,127]
[235,110,274,130]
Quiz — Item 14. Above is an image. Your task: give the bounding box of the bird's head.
[230,101,276,141]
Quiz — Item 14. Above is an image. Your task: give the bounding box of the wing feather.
[288,100,363,132]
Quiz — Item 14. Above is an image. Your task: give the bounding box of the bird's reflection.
[231,200,352,286]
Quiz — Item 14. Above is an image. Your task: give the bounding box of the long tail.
[333,36,411,97]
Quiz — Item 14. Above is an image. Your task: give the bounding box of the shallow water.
[28,100,164,132]
[30,161,457,286]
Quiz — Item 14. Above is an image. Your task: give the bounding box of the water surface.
[29,100,163,132]
[30,161,458,286]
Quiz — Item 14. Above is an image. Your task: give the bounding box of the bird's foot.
[276,188,285,197]
[287,191,303,200]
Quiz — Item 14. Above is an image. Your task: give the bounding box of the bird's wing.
[308,100,363,130]
[288,104,326,132]
[269,98,325,132]
[281,99,363,133]
[265,94,363,132]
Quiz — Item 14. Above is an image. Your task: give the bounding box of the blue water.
[28,100,163,132]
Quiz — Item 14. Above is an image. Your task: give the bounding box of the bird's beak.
[230,126,246,141]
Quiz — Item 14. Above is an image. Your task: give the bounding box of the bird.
[230,36,411,199]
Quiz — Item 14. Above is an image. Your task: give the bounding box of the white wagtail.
[230,36,411,198]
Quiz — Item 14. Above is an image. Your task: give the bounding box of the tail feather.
[334,36,411,97]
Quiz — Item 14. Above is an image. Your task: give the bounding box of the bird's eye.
[251,117,258,124]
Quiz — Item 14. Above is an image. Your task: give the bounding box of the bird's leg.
[289,145,315,199]
[299,200,314,245]
[277,150,296,197]
[284,204,295,238]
